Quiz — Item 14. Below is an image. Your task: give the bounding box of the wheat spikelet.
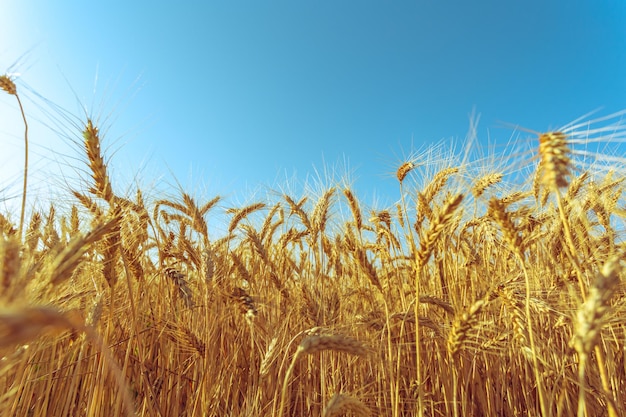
[119,209,145,282]
[197,195,221,217]
[325,291,341,324]
[565,171,590,202]
[231,251,252,284]
[538,131,571,190]
[396,203,405,228]
[423,167,459,202]
[415,191,433,227]
[83,119,115,203]
[155,199,187,221]
[69,205,80,234]
[279,227,309,251]
[202,246,215,283]
[25,211,42,252]
[121,245,144,282]
[101,214,121,288]
[163,320,205,355]
[72,190,104,218]
[501,190,532,206]
[494,284,530,349]
[533,168,551,206]
[0,213,16,237]
[260,203,283,242]
[573,257,621,417]
[416,193,464,267]
[397,161,415,183]
[370,210,391,229]
[243,224,269,263]
[242,225,289,298]
[86,292,104,327]
[47,213,121,286]
[171,236,194,269]
[301,284,322,325]
[42,205,60,250]
[1,235,20,295]
[311,187,336,240]
[321,234,335,260]
[343,187,362,231]
[573,257,621,356]
[163,267,194,308]
[181,193,209,237]
[355,247,383,292]
[284,194,311,229]
[472,172,503,199]
[260,337,279,378]
[447,298,488,358]
[322,393,371,417]
[228,202,265,234]
[488,198,522,253]
[374,226,401,254]
[0,74,17,95]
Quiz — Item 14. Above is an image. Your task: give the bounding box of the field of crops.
[2,73,626,416]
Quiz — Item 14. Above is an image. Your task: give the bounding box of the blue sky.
[1,1,625,215]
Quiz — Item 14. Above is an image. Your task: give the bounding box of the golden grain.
[0,74,17,95]
[83,120,115,203]
[472,172,503,198]
[228,202,265,234]
[396,161,415,182]
[4,71,626,417]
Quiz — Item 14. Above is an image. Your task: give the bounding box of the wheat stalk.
[0,306,135,416]
[1,74,28,240]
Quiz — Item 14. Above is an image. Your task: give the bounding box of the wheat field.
[2,72,626,416]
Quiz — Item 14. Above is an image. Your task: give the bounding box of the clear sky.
[1,1,625,215]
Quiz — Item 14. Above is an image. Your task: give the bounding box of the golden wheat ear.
[83,119,115,204]
[0,74,17,95]
[396,161,415,183]
[538,131,571,190]
[573,257,621,357]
